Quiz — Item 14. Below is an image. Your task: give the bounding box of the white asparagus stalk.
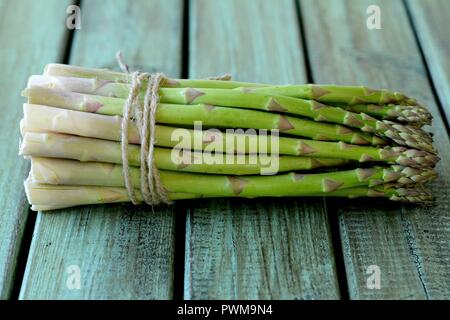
[21,104,278,153]
[24,178,203,211]
[20,131,141,166]
[22,103,140,143]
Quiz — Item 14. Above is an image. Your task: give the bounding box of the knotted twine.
[117,52,170,206]
[116,52,231,207]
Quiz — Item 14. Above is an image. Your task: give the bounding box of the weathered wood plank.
[301,0,450,299]
[19,0,183,299]
[185,0,340,300]
[407,0,450,124]
[0,0,71,299]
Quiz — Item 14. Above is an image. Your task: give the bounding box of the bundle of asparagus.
[19,63,439,211]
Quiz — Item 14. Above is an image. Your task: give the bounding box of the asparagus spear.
[24,178,205,211]
[330,102,432,126]
[22,103,140,144]
[159,86,433,152]
[23,86,386,146]
[24,82,435,153]
[42,64,421,106]
[43,64,263,89]
[29,157,437,193]
[41,65,431,124]
[251,85,420,106]
[20,131,439,168]
[21,139,349,175]
[24,179,433,211]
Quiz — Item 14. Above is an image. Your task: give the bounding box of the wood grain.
[185,0,340,300]
[0,0,71,299]
[19,0,183,299]
[407,0,450,124]
[301,0,450,299]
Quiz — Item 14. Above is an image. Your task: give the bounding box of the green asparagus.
[24,179,433,211]
[43,64,421,106]
[17,63,438,211]
[29,157,437,192]
[41,64,432,124]
[24,81,435,153]
[23,86,388,146]
[20,131,439,168]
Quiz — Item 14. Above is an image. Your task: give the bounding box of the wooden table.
[0,0,449,300]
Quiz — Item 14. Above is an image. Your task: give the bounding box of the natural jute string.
[117,52,170,206]
[117,52,230,206]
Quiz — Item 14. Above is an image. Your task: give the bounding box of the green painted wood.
[0,0,71,299]
[19,0,183,300]
[407,0,450,124]
[301,0,450,299]
[185,0,340,300]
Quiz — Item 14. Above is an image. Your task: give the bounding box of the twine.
[117,52,170,206]
[117,52,231,207]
